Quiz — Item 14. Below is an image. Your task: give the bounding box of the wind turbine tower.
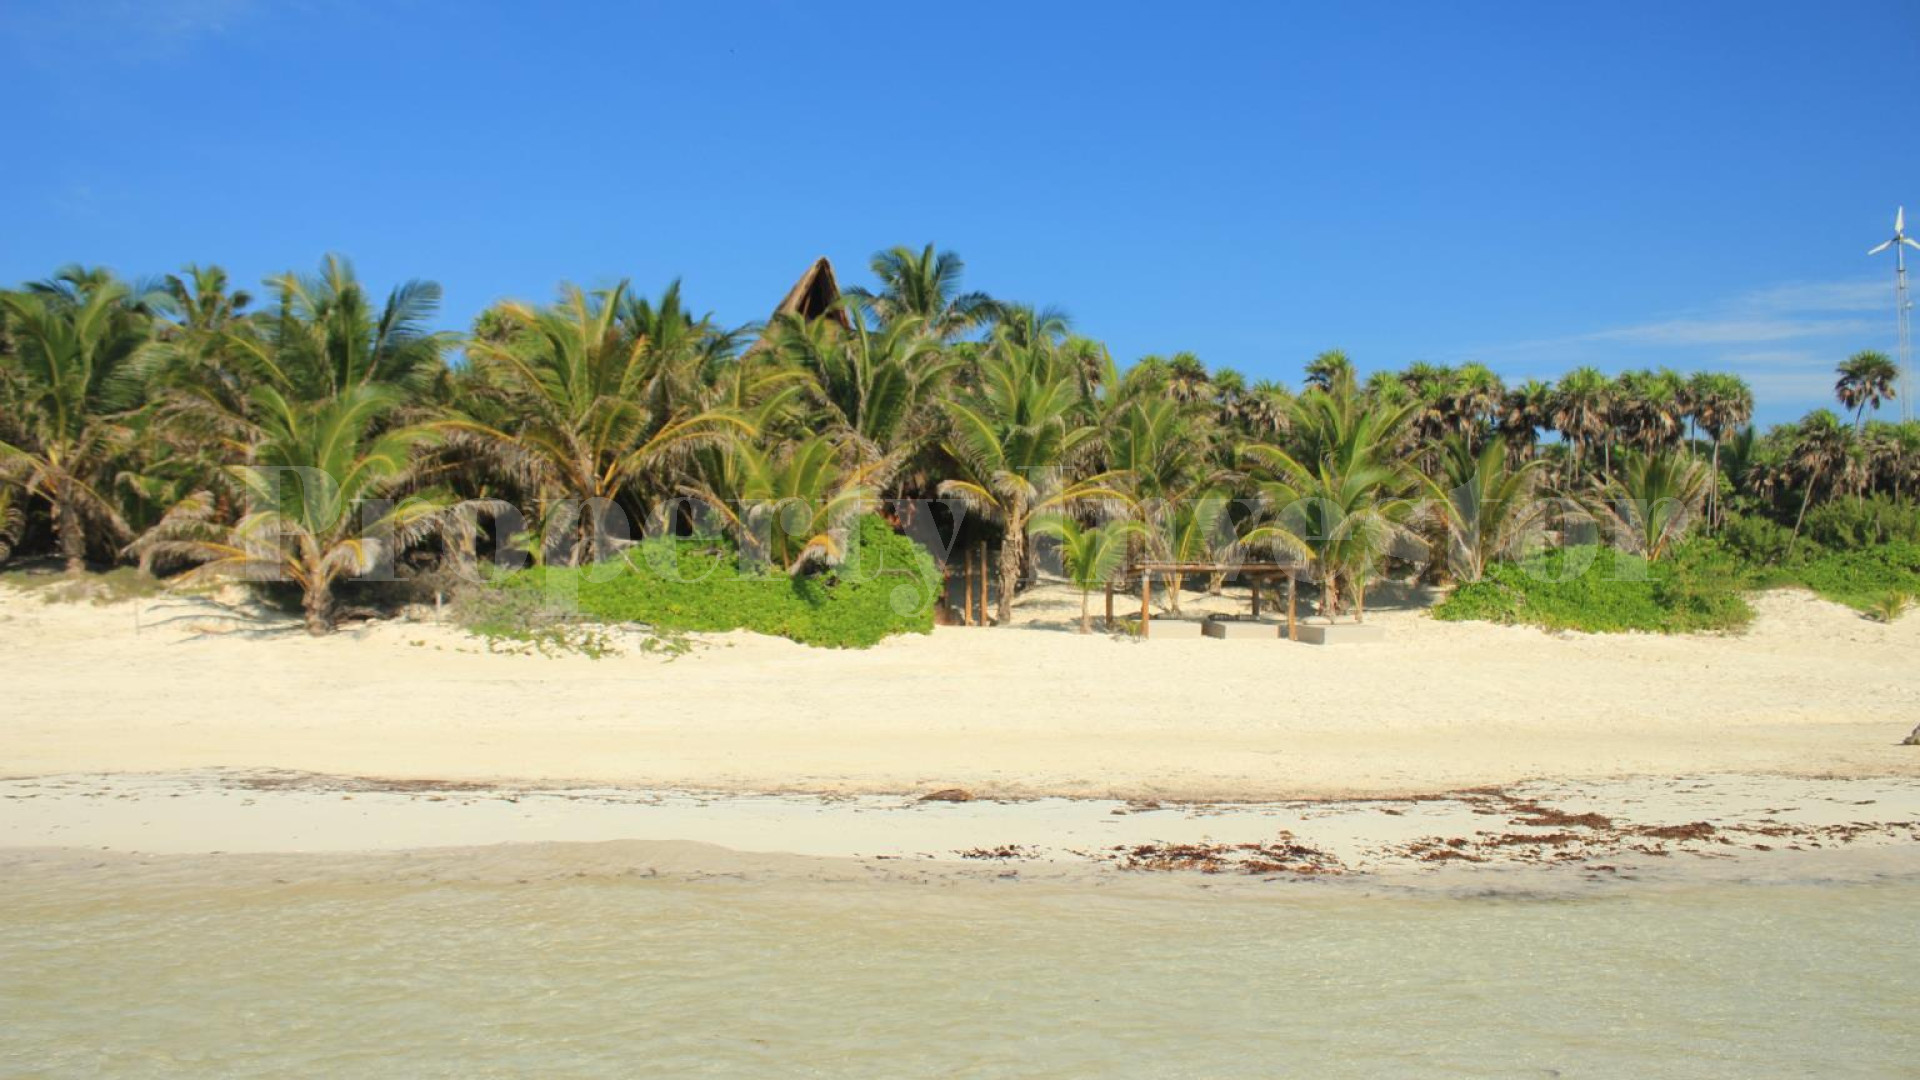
[1869,206,1918,422]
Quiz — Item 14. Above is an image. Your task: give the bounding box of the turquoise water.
[0,853,1913,1078]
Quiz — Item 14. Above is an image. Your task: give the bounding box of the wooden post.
[977,541,988,626]
[1287,570,1298,642]
[1141,569,1152,639]
[1250,577,1262,619]
[1104,581,1114,630]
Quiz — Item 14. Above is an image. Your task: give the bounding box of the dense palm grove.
[1,247,1916,636]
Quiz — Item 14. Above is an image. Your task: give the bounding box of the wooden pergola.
[1104,561,1305,640]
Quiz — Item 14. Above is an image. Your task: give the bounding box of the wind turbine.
[1869,206,1918,422]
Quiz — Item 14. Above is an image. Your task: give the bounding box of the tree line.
[0,245,1913,634]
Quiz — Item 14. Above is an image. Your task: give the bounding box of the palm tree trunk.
[55,481,85,574]
[1787,467,1821,556]
[995,498,1026,625]
[1707,436,1722,530]
[304,578,336,636]
[1079,589,1091,634]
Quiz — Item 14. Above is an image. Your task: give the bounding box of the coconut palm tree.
[1836,350,1900,431]
[846,244,997,339]
[940,337,1125,624]
[131,384,450,633]
[685,435,884,573]
[0,282,151,571]
[1421,435,1552,582]
[444,282,754,564]
[0,483,23,565]
[767,309,954,473]
[1586,449,1709,561]
[1031,515,1146,633]
[1241,386,1422,619]
[238,254,453,404]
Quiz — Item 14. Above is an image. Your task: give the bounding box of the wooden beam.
[1250,577,1261,619]
[1141,571,1152,639]
[1287,571,1298,642]
[1104,581,1114,630]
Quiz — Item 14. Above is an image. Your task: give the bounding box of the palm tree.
[768,309,955,474]
[1241,386,1422,620]
[0,282,151,571]
[940,337,1125,624]
[1303,349,1354,394]
[131,384,451,634]
[1836,350,1899,431]
[1031,515,1145,633]
[1499,378,1554,452]
[1421,435,1551,582]
[1242,379,1292,437]
[846,244,997,339]
[1688,372,1753,527]
[239,254,453,403]
[445,282,753,564]
[0,483,23,565]
[1164,352,1211,404]
[1588,449,1709,561]
[685,436,883,572]
[1552,367,1612,475]
[1784,410,1851,551]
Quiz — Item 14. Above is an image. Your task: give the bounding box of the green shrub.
[1801,496,1920,550]
[1782,540,1920,612]
[484,514,939,649]
[1435,543,1753,634]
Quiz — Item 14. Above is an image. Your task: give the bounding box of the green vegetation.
[1435,544,1754,634]
[3,247,1918,645]
[478,515,937,649]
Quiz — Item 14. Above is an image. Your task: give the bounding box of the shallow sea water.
[0,852,1914,1079]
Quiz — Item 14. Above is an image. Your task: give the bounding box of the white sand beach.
[2,584,1915,804]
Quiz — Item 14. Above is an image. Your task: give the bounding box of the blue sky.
[3,1,1916,427]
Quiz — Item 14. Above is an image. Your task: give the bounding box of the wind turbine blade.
[1905,237,1920,251]
[1869,240,1894,255]
[1899,206,1907,232]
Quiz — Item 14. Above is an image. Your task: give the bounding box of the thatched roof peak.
[769,256,853,331]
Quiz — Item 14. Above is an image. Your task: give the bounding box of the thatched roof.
[768,256,853,331]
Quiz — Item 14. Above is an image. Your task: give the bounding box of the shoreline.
[5,769,1916,892]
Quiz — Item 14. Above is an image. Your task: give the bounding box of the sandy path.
[1,585,1916,801]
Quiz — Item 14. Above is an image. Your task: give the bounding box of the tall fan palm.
[1499,379,1554,455]
[0,283,151,571]
[130,384,449,634]
[1031,515,1146,633]
[445,282,753,564]
[1587,449,1709,561]
[1688,372,1753,527]
[940,339,1125,624]
[1836,350,1899,431]
[1784,410,1851,551]
[846,244,997,338]
[1552,367,1612,475]
[1304,349,1354,394]
[1421,435,1551,582]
